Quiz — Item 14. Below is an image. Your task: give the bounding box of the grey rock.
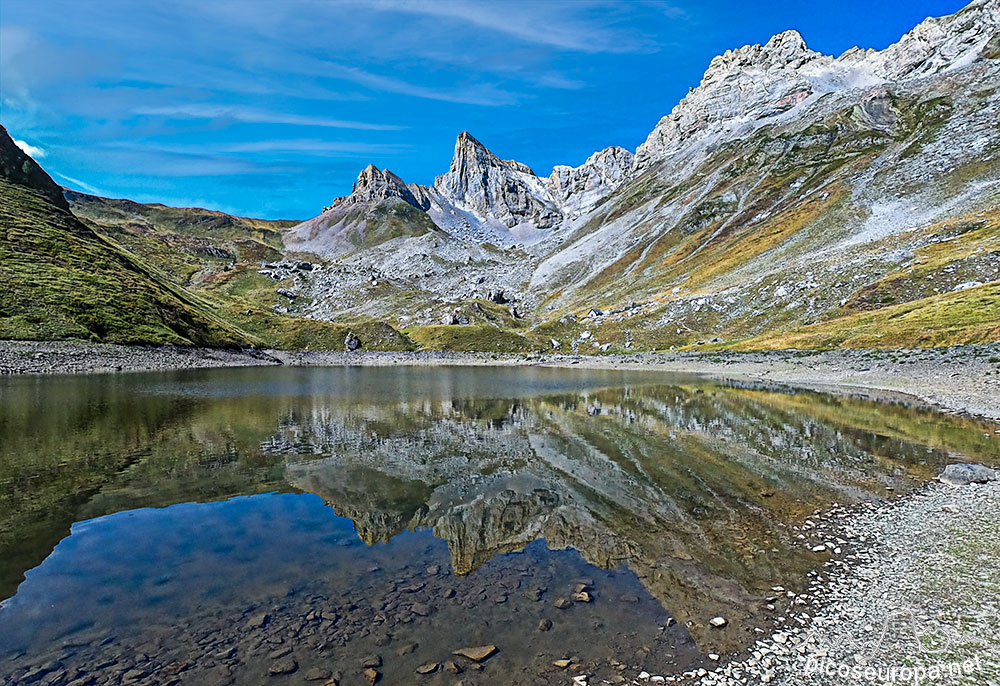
[939,463,998,485]
[268,659,297,676]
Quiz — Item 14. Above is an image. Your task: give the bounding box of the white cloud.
[52,172,102,194]
[317,61,521,106]
[133,104,407,131]
[13,138,46,158]
[364,0,661,54]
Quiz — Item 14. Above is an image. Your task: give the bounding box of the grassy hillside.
[0,178,252,346]
[726,281,1000,350]
[0,126,415,351]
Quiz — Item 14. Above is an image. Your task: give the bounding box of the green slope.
[0,126,256,346]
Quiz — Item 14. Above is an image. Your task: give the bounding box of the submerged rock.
[268,659,297,675]
[452,645,497,662]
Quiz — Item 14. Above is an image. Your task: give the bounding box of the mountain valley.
[3,0,999,354]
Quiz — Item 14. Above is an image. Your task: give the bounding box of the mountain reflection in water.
[1,366,996,685]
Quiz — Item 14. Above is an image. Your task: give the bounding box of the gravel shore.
[638,479,1000,686]
[0,340,280,375]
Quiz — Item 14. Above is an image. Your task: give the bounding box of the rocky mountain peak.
[704,29,819,78]
[0,126,70,211]
[635,0,999,167]
[870,0,1000,81]
[329,163,418,210]
[435,132,560,229]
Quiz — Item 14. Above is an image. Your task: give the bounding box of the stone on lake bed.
[396,642,419,656]
[452,645,498,662]
[538,618,553,631]
[363,667,380,684]
[938,463,997,485]
[416,662,439,674]
[362,655,382,668]
[268,659,297,675]
[572,591,592,603]
[246,612,270,629]
[304,667,331,681]
[709,616,728,628]
[411,602,431,616]
[554,598,573,609]
[553,659,572,668]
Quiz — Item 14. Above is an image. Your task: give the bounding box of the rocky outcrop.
[939,462,998,485]
[0,125,70,211]
[548,146,635,217]
[330,164,419,209]
[433,132,561,229]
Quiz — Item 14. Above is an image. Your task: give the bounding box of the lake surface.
[1,365,997,686]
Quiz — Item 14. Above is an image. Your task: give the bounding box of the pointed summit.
[435,132,560,228]
[331,164,419,209]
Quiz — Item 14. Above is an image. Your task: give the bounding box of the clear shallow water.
[1,365,997,685]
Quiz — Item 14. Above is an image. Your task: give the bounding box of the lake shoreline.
[654,478,1000,686]
[3,340,999,421]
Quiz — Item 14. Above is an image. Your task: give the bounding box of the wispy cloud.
[13,138,46,158]
[219,139,413,155]
[317,61,521,106]
[133,104,406,130]
[365,0,661,54]
[52,171,102,194]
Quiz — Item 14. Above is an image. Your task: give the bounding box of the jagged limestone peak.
[328,163,418,209]
[435,132,560,229]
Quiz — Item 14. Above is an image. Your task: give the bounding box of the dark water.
[1,366,997,686]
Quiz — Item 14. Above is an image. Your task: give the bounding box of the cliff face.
[433,131,561,229]
[635,1,999,165]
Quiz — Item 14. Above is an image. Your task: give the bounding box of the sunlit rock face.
[433,131,562,229]
[548,146,635,219]
[333,164,421,209]
[634,2,1000,166]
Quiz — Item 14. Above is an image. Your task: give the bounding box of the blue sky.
[1,0,969,219]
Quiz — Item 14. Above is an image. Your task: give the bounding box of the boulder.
[938,463,997,486]
[345,332,361,351]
